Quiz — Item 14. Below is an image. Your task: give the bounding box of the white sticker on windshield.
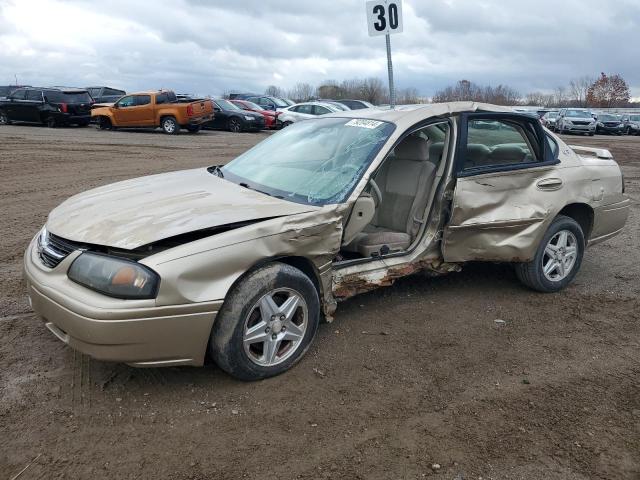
[345,119,383,129]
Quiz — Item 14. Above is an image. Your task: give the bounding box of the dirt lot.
[1,125,639,480]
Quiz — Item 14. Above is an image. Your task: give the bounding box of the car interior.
[339,122,450,260]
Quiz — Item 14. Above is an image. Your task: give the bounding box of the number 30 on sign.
[366,0,403,37]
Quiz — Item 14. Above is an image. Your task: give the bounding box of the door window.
[9,89,26,100]
[135,95,151,106]
[117,96,135,108]
[313,105,331,115]
[463,119,539,171]
[26,90,43,101]
[297,104,314,114]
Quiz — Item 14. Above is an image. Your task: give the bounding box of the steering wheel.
[368,178,383,208]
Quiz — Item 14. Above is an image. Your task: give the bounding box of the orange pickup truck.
[91,90,214,134]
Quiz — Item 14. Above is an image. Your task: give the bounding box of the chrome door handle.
[537,178,563,191]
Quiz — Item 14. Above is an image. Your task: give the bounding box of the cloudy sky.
[1,0,639,99]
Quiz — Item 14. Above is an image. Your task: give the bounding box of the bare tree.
[265,85,284,97]
[553,86,567,107]
[288,82,314,102]
[568,76,593,107]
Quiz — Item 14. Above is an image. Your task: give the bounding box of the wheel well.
[558,203,594,239]
[276,256,322,295]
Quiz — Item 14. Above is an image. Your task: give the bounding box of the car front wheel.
[228,118,242,133]
[0,110,10,125]
[210,262,320,381]
[515,215,585,293]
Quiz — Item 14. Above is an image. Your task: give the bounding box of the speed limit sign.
[366,0,403,37]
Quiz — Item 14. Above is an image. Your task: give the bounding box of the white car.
[278,102,342,126]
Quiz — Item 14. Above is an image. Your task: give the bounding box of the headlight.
[244,115,254,121]
[68,252,159,299]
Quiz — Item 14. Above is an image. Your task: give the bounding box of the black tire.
[589,132,595,136]
[0,110,10,125]
[161,116,179,134]
[515,215,585,293]
[47,116,57,128]
[228,117,242,133]
[98,116,113,130]
[186,125,201,133]
[210,262,320,381]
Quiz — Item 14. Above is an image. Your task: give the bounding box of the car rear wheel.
[47,116,57,128]
[210,262,320,381]
[161,116,179,134]
[0,110,10,125]
[228,118,242,133]
[515,215,585,293]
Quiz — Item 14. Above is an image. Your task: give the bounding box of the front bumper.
[245,117,266,130]
[597,125,624,134]
[562,123,595,133]
[23,239,221,367]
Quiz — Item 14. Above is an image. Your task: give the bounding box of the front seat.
[350,135,438,257]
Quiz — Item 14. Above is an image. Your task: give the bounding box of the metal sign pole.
[385,33,395,109]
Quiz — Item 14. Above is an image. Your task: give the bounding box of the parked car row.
[0,84,381,134]
[541,109,640,136]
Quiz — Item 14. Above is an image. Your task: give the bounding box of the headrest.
[490,144,527,164]
[394,135,429,162]
[429,142,445,162]
[466,143,491,164]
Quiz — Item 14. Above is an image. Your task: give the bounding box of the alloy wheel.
[163,118,176,133]
[229,119,241,132]
[242,288,308,367]
[0,111,7,125]
[542,230,578,282]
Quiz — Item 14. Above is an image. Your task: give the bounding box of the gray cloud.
[0,0,638,98]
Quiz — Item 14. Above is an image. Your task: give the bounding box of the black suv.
[0,87,93,127]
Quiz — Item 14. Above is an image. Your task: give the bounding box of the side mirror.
[113,104,119,109]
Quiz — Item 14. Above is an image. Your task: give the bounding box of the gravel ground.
[0,125,638,480]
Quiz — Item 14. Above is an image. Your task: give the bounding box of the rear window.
[45,91,92,104]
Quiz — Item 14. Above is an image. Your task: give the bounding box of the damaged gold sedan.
[24,102,630,380]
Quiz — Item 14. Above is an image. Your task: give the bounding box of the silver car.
[541,111,559,131]
[622,113,640,135]
[556,109,596,135]
[24,102,629,380]
[278,102,342,127]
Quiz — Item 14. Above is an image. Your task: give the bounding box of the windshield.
[545,112,558,119]
[599,114,619,121]
[216,99,241,111]
[271,97,289,107]
[565,110,591,118]
[221,117,395,206]
[241,101,262,110]
[630,115,640,122]
[280,98,295,106]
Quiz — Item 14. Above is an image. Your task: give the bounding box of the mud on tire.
[515,215,585,293]
[210,262,320,381]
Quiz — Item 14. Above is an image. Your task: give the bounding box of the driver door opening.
[338,121,451,261]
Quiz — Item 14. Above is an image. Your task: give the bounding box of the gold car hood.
[46,168,318,249]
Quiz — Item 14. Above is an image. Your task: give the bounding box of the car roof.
[325,101,514,127]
